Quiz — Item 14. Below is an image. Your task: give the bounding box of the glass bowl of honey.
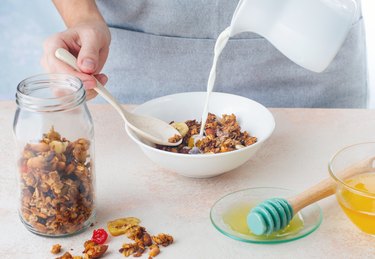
[329,142,375,236]
[210,187,322,244]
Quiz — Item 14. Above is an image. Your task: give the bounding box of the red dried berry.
[91,228,108,244]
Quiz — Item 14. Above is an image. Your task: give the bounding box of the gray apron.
[96,0,367,108]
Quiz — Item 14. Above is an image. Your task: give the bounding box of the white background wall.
[0,0,374,107]
[362,0,375,108]
[0,1,64,100]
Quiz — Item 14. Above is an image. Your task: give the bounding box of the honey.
[222,202,304,240]
[337,172,375,235]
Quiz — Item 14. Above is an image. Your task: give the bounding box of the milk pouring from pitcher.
[229,0,358,72]
[198,0,357,139]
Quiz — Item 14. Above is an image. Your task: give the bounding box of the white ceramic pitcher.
[229,0,358,72]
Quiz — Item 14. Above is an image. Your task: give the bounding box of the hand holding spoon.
[55,48,182,146]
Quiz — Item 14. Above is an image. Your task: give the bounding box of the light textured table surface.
[1,101,375,259]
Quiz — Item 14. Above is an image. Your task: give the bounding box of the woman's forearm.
[52,0,105,28]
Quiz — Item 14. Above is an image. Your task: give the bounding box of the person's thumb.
[77,31,101,74]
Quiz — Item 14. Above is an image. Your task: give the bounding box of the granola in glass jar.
[19,127,94,236]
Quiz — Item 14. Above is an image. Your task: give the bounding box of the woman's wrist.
[53,0,106,28]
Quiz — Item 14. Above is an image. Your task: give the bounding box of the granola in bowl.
[157,113,257,154]
[125,92,275,177]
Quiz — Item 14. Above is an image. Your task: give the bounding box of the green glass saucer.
[210,187,323,244]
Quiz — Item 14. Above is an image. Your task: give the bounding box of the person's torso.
[96,0,367,108]
[97,0,240,39]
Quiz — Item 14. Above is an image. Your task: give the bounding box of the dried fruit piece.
[91,228,108,244]
[107,217,141,236]
[49,140,68,154]
[170,122,189,137]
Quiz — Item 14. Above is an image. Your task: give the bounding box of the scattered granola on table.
[156,113,257,154]
[18,127,94,236]
[48,217,172,258]
[53,239,107,259]
[152,234,174,247]
[108,217,174,258]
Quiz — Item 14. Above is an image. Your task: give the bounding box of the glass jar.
[13,74,95,237]
[329,142,375,236]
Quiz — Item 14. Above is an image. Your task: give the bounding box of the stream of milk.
[198,27,231,138]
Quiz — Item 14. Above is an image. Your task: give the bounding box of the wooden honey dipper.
[247,156,375,235]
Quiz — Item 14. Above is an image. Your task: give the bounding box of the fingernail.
[82,58,95,71]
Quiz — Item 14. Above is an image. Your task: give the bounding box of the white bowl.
[125,92,275,178]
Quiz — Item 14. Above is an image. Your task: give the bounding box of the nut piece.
[56,252,73,259]
[28,142,50,152]
[168,134,182,144]
[148,244,160,258]
[46,127,61,141]
[119,243,145,257]
[142,232,153,247]
[152,234,174,247]
[125,225,146,240]
[51,244,62,254]
[83,240,108,259]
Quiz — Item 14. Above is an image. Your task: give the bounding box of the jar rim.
[16,73,86,112]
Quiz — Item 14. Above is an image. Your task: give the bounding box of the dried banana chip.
[170,122,189,137]
[107,217,141,236]
[49,141,69,154]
